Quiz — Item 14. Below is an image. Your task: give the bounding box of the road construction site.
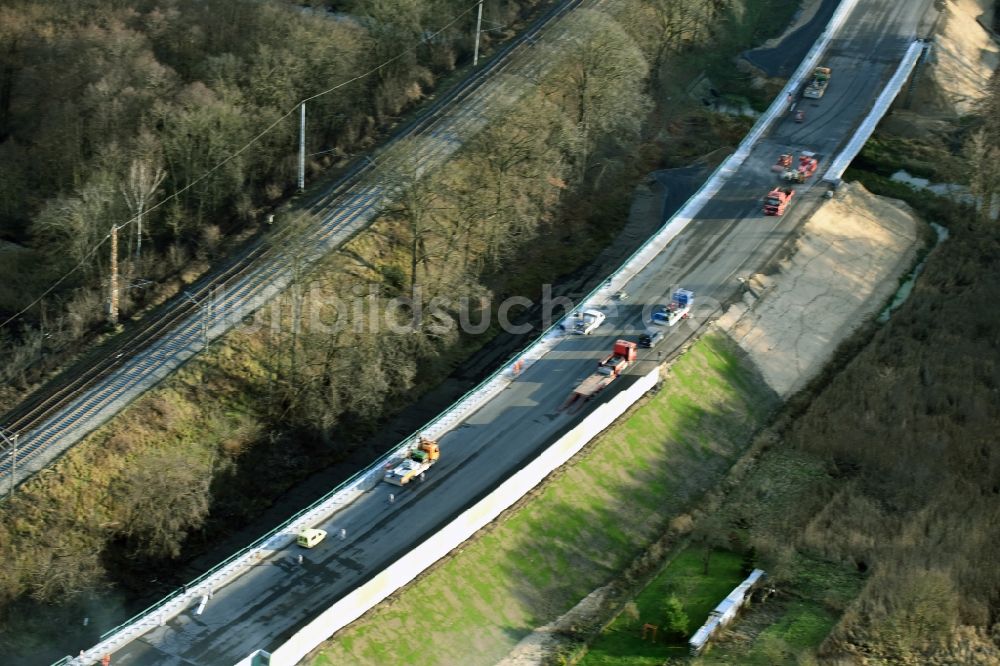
[31,0,951,662]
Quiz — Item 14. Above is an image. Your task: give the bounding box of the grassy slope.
[310,334,776,666]
[576,456,863,665]
[702,551,862,664]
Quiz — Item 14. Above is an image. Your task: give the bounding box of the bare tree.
[377,151,450,297]
[691,512,729,574]
[543,9,651,175]
[966,130,1000,224]
[26,546,104,602]
[115,448,213,559]
[120,138,166,268]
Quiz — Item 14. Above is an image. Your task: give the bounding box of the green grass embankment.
[310,334,777,666]
[698,553,861,664]
[575,449,863,665]
[579,548,744,666]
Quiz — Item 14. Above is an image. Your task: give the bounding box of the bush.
[661,594,689,639]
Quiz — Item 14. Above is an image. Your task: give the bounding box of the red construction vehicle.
[563,340,638,411]
[770,153,793,173]
[763,187,795,216]
[782,152,819,183]
[596,339,638,377]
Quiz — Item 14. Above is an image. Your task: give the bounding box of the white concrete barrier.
[823,40,926,182]
[268,367,660,666]
[255,4,869,660]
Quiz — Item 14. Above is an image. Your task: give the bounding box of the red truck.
[763,187,794,216]
[770,153,793,173]
[564,340,638,411]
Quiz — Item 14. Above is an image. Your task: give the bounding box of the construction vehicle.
[567,340,638,404]
[782,152,819,183]
[763,187,795,216]
[770,153,793,173]
[803,66,831,99]
[651,289,694,327]
[384,437,440,486]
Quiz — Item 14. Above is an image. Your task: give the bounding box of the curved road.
[89,1,940,664]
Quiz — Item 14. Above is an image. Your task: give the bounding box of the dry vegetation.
[717,214,1000,662]
[0,0,546,406]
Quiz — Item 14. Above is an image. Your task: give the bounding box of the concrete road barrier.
[823,40,926,182]
[267,368,660,666]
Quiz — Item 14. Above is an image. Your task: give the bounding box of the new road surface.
[94,1,938,664]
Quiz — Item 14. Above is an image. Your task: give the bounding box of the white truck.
[651,289,694,327]
[572,309,606,335]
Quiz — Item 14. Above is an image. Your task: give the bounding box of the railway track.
[0,0,588,486]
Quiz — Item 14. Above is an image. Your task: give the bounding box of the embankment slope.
[718,182,922,397]
[920,0,998,115]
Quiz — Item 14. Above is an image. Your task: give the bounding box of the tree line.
[260,6,651,439]
[0,0,542,405]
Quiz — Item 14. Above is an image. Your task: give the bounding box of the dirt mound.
[717,182,921,397]
[923,0,999,116]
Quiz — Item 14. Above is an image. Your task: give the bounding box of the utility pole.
[1,429,17,499]
[298,102,306,191]
[109,224,119,327]
[184,291,210,347]
[473,0,484,66]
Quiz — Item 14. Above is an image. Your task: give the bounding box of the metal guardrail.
[269,367,663,666]
[45,0,595,662]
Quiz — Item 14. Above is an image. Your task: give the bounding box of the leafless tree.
[121,138,166,268]
[115,448,213,558]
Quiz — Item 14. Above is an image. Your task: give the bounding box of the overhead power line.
[0,0,483,333]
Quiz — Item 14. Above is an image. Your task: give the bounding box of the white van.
[297,528,327,548]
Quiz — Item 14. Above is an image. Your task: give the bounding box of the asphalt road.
[97,1,938,664]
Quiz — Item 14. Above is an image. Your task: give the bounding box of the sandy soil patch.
[926,0,999,115]
[716,182,921,397]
